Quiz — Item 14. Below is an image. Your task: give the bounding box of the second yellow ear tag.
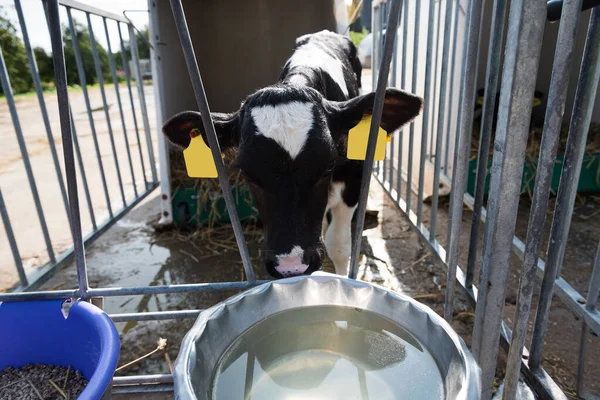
[347,115,388,161]
[183,131,220,178]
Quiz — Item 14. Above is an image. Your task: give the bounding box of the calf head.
[163,85,422,278]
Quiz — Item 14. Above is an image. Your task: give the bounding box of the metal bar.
[15,0,72,233]
[405,0,421,213]
[374,174,567,400]
[503,0,583,396]
[86,12,127,207]
[530,6,600,370]
[169,0,257,282]
[416,0,436,223]
[372,5,379,178]
[462,190,600,334]
[111,383,174,394]
[396,0,408,202]
[110,310,201,322]
[66,7,113,218]
[466,0,508,288]
[46,0,91,300]
[371,6,378,89]
[429,0,442,159]
[103,17,138,198]
[444,0,483,321]
[383,5,402,198]
[118,23,148,189]
[391,8,398,88]
[147,0,173,225]
[129,24,159,184]
[0,279,264,302]
[70,107,97,231]
[586,240,600,310]
[0,46,56,265]
[429,0,454,242]
[243,350,256,400]
[89,280,269,298]
[0,183,158,298]
[446,0,473,254]
[349,0,402,280]
[59,0,129,23]
[0,289,78,302]
[0,188,27,286]
[442,0,460,175]
[113,374,173,385]
[470,0,547,397]
[576,322,589,396]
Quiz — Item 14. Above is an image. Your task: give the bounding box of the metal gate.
[372,0,600,398]
[0,0,598,399]
[0,0,158,293]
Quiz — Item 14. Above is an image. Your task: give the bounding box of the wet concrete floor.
[37,179,599,398]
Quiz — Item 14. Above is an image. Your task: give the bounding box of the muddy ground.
[36,176,599,399]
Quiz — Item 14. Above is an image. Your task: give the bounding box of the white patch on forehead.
[250,101,313,159]
[288,44,349,97]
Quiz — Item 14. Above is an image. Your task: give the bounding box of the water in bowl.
[212,305,444,400]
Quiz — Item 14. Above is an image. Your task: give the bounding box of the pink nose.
[275,255,309,277]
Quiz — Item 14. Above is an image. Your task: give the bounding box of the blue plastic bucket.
[0,299,120,399]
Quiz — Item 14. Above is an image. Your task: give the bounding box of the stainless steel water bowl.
[174,273,481,400]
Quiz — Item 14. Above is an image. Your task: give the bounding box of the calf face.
[163,85,422,278]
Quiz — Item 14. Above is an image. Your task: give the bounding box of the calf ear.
[325,88,423,140]
[162,110,240,150]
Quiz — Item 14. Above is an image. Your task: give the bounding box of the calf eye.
[317,161,335,183]
[325,161,335,175]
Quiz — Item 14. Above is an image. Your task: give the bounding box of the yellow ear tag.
[347,115,387,161]
[183,129,220,178]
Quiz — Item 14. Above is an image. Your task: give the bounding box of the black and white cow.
[163,30,423,278]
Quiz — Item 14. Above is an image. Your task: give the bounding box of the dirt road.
[0,83,158,291]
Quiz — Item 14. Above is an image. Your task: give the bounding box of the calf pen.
[0,0,598,399]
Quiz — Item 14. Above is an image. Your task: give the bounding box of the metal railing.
[0,0,158,293]
[373,0,600,398]
[0,0,598,399]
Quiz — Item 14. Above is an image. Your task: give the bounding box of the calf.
[163,30,423,278]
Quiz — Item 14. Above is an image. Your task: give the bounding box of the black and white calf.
[163,30,423,278]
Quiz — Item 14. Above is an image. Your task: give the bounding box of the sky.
[0,0,149,52]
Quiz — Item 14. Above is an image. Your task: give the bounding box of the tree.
[34,47,53,83]
[62,21,110,87]
[113,25,150,72]
[136,26,150,60]
[0,8,32,94]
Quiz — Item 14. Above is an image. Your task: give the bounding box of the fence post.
[349,0,403,279]
[416,0,436,224]
[530,6,600,370]
[45,0,90,299]
[129,23,159,184]
[470,0,547,397]
[444,0,484,321]
[502,0,584,397]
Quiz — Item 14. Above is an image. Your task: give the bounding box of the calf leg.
[325,201,357,276]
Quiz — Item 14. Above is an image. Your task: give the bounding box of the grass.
[1,79,153,100]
